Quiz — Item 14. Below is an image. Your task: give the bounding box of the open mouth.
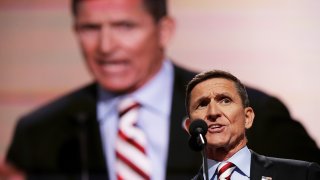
[208,124,225,133]
[96,59,129,74]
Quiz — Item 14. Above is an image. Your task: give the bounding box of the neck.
[206,138,247,161]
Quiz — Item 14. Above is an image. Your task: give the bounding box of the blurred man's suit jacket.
[6,65,320,179]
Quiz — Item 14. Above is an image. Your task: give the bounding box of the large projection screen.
[1,0,319,158]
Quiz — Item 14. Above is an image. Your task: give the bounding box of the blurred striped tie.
[115,98,151,180]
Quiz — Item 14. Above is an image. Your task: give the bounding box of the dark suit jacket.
[192,151,320,180]
[6,64,320,179]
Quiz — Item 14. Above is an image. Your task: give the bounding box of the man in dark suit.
[2,0,320,179]
[185,70,320,180]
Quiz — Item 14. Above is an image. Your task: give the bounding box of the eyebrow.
[214,92,232,100]
[194,96,208,104]
[192,92,233,107]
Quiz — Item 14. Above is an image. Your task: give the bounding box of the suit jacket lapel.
[250,151,274,180]
[69,83,108,179]
[165,65,202,178]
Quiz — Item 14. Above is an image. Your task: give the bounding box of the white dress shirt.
[205,146,251,180]
[97,59,174,180]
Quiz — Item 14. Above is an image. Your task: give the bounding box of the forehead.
[78,0,142,10]
[191,78,238,98]
[76,0,148,19]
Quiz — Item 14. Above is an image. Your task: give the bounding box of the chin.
[209,135,230,145]
[207,141,227,149]
[99,83,129,93]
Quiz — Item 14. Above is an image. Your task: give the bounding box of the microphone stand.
[199,134,209,180]
[75,113,89,180]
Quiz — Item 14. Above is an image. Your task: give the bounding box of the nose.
[99,26,115,54]
[206,102,221,122]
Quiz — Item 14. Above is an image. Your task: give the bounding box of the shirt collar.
[133,59,173,116]
[97,59,174,121]
[206,146,251,179]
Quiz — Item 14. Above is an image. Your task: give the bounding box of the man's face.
[74,0,170,93]
[188,78,254,151]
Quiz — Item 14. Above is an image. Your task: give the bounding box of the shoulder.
[251,151,320,179]
[269,156,320,170]
[267,156,320,178]
[172,63,197,83]
[16,83,97,128]
[245,84,291,113]
[252,150,316,166]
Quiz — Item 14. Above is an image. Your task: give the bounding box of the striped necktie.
[216,161,236,180]
[115,98,151,180]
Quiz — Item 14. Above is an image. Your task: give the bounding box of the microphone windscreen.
[189,119,208,137]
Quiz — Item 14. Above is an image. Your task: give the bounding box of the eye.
[221,98,231,103]
[113,21,137,30]
[76,23,101,33]
[219,97,232,105]
[215,94,232,105]
[197,98,210,109]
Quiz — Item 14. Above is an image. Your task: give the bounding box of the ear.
[244,107,255,129]
[184,118,192,134]
[158,16,176,48]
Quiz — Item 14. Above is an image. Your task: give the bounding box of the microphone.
[188,119,209,180]
[188,119,208,151]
